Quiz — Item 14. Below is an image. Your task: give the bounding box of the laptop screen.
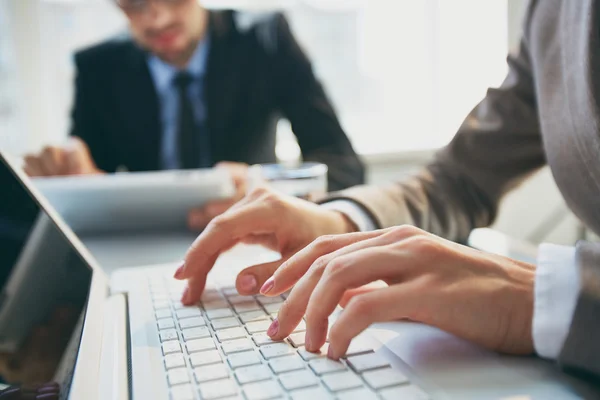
[0,156,92,398]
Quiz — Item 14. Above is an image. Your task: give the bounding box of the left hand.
[187,162,249,231]
[261,225,536,359]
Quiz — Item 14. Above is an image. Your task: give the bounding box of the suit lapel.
[205,11,243,163]
[115,44,162,170]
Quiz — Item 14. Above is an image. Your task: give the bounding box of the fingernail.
[173,263,185,279]
[260,277,275,295]
[267,319,279,337]
[181,287,191,305]
[239,274,257,292]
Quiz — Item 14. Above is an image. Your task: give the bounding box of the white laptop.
[0,151,598,400]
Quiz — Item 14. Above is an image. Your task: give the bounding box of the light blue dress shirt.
[147,37,211,170]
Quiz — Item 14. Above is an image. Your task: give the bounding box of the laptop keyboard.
[148,274,430,400]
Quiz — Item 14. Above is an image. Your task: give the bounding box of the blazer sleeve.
[69,51,119,173]
[323,5,546,243]
[558,241,600,378]
[266,14,365,191]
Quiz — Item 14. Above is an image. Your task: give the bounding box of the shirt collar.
[147,34,211,93]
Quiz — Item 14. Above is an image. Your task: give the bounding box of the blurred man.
[176,0,600,380]
[23,0,364,228]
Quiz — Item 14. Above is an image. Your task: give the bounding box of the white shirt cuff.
[533,243,580,359]
[321,200,377,232]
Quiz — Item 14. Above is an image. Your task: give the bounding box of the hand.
[23,137,101,177]
[187,162,249,231]
[176,187,358,305]
[262,225,536,359]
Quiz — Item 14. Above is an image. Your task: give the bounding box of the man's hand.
[176,188,358,305]
[261,225,536,359]
[23,137,101,177]
[187,162,249,231]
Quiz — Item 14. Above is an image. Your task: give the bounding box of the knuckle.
[387,224,419,239]
[313,235,337,253]
[310,254,331,275]
[346,295,373,315]
[208,214,230,232]
[248,186,269,199]
[406,235,437,253]
[325,258,347,277]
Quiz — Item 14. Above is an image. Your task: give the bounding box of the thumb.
[65,137,95,175]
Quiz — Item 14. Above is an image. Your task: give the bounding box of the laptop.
[0,151,598,400]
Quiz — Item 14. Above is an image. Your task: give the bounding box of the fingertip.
[173,263,185,280]
[236,273,258,295]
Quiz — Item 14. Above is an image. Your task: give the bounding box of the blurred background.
[0,0,586,245]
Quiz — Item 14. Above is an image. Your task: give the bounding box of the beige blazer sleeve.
[325,37,546,243]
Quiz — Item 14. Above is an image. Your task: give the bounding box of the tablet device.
[31,169,235,234]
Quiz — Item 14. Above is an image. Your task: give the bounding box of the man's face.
[120,0,207,66]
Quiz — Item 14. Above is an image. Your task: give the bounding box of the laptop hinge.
[98,293,129,400]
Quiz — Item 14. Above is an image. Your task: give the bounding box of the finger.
[181,203,281,303]
[23,156,45,177]
[328,284,418,359]
[235,257,290,296]
[261,230,390,296]
[65,137,94,174]
[263,225,422,296]
[305,247,410,351]
[339,282,387,308]
[39,147,64,176]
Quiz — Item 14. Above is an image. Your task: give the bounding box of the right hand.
[175,187,358,305]
[23,137,101,177]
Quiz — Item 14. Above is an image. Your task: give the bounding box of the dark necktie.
[174,72,201,169]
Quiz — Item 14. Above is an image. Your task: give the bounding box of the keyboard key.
[336,388,379,400]
[159,329,178,342]
[309,358,346,375]
[167,368,190,386]
[243,379,282,400]
[279,370,318,390]
[321,371,363,391]
[170,384,195,400]
[179,317,206,329]
[292,320,307,333]
[158,318,175,330]
[189,350,222,367]
[155,309,172,319]
[199,378,238,399]
[257,295,284,305]
[195,364,229,382]
[298,344,329,361]
[222,287,239,297]
[269,354,305,373]
[233,301,262,314]
[346,339,374,357]
[235,365,272,384]
[263,303,283,313]
[379,385,429,400]
[239,310,269,323]
[228,295,256,305]
[363,368,409,389]
[252,333,282,347]
[186,338,216,353]
[347,353,390,372]
[289,387,330,400]
[206,308,234,320]
[164,353,186,369]
[182,326,210,341]
[202,300,230,310]
[260,343,295,359]
[288,332,306,347]
[227,352,260,370]
[153,300,170,310]
[173,302,187,310]
[245,320,272,334]
[221,338,253,354]
[212,317,241,330]
[202,290,224,301]
[176,308,202,319]
[162,340,182,355]
[216,327,247,342]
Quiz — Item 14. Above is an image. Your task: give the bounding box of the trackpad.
[368,322,598,399]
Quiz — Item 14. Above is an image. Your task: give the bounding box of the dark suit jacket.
[70,10,364,191]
